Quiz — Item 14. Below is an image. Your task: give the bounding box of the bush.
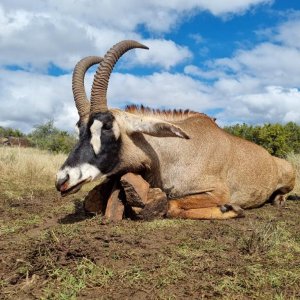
[224,122,300,158]
[2,120,299,157]
[0,126,24,138]
[28,121,76,154]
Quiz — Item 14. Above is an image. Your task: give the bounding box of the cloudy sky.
[1,0,300,133]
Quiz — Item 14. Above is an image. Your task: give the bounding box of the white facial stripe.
[90,120,103,154]
[74,125,80,136]
[112,121,120,139]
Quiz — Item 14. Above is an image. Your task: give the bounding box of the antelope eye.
[102,123,112,131]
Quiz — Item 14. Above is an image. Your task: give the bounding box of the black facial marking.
[76,119,86,138]
[102,122,112,131]
[92,112,121,174]
[62,112,121,175]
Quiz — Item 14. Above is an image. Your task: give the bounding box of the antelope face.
[55,108,189,196]
[56,112,121,196]
[55,40,150,196]
[56,39,190,196]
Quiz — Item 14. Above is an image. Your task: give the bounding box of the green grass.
[42,258,114,300]
[0,214,42,236]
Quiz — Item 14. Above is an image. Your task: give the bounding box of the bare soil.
[1,191,300,299]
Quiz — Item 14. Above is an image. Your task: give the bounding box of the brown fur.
[273,157,295,193]
[270,157,295,207]
[59,41,294,220]
[110,110,295,219]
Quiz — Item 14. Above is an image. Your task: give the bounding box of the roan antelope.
[56,40,295,219]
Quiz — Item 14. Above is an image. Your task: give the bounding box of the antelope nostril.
[56,174,70,191]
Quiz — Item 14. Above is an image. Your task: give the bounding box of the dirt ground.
[1,187,300,300]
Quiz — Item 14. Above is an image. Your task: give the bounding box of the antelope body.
[56,40,295,219]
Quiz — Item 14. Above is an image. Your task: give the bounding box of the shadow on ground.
[58,199,94,224]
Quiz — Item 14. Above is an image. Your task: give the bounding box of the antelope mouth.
[60,177,91,197]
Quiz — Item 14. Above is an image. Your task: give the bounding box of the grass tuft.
[42,258,114,300]
[0,147,66,198]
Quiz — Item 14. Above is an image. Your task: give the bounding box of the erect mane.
[125,105,216,122]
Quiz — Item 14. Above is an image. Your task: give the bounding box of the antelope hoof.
[273,195,286,207]
[221,204,245,218]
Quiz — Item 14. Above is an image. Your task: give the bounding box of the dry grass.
[0,147,66,198]
[287,153,300,195]
[0,146,98,199]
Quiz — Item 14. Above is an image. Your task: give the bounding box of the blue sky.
[1,0,300,132]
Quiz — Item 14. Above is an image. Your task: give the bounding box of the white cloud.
[0,0,270,71]
[0,7,93,70]
[189,33,204,44]
[0,5,141,71]
[184,65,226,79]
[211,17,300,87]
[3,0,299,133]
[135,39,192,69]
[0,69,75,132]
[186,16,300,125]
[1,1,271,31]
[215,43,300,86]
[196,0,271,16]
[2,51,300,134]
[108,72,212,110]
[274,18,300,49]
[0,69,213,133]
[216,86,300,125]
[0,5,191,72]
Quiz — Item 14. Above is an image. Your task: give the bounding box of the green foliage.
[0,126,24,137]
[28,121,76,154]
[3,120,299,157]
[224,122,300,158]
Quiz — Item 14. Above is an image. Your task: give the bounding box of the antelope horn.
[72,56,103,123]
[90,40,149,114]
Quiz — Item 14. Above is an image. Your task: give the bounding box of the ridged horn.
[90,40,149,114]
[72,56,103,122]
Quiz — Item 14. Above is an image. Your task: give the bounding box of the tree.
[224,122,300,158]
[0,126,24,137]
[28,120,76,153]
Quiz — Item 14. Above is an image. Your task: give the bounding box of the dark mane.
[125,105,216,122]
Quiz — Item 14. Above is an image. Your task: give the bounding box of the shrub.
[28,121,76,154]
[2,120,299,157]
[0,126,24,138]
[224,122,300,158]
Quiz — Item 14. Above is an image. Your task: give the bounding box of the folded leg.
[167,181,244,220]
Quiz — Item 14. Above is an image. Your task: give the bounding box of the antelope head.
[55,40,189,196]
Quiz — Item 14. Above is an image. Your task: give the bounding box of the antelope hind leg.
[167,183,244,220]
[170,206,240,220]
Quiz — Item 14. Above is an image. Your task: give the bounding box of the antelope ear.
[140,121,190,139]
[117,112,190,139]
